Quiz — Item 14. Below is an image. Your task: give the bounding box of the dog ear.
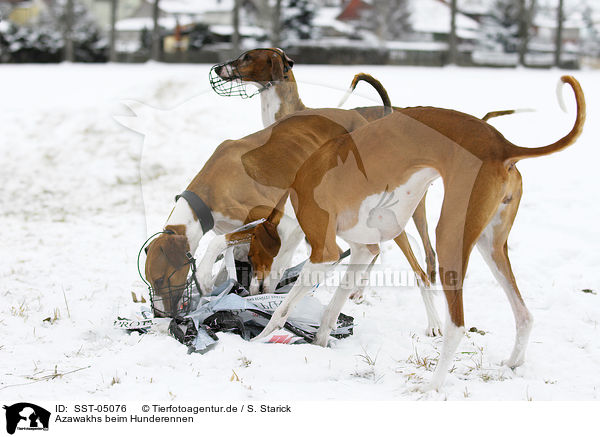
[270,53,286,81]
[252,220,282,259]
[161,234,190,268]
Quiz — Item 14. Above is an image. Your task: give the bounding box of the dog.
[248,75,585,391]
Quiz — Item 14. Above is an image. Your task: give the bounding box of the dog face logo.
[3,403,50,435]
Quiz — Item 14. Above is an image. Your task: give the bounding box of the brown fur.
[289,76,584,328]
[144,224,190,315]
[250,76,585,390]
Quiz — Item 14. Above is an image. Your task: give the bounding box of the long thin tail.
[338,73,392,116]
[482,108,534,122]
[505,75,586,163]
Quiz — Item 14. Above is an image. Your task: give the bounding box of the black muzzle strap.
[175,190,214,235]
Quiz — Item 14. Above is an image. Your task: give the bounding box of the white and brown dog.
[248,76,585,390]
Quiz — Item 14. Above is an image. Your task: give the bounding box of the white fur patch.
[258,85,282,128]
[166,198,203,250]
[338,168,439,244]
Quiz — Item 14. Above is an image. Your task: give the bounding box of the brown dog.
[250,76,585,391]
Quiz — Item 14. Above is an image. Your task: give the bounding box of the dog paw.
[501,357,524,370]
[312,334,330,348]
[426,325,443,337]
[349,290,365,304]
[410,382,440,394]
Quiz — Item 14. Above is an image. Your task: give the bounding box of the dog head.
[224,205,284,293]
[144,227,191,317]
[215,47,295,84]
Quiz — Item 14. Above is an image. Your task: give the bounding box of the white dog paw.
[410,382,440,394]
[426,325,443,337]
[349,290,365,304]
[501,357,525,370]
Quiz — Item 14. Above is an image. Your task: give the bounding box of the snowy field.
[1,62,599,404]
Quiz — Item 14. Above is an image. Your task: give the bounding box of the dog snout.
[217,64,230,79]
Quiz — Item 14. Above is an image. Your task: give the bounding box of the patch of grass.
[356,347,379,367]
[468,326,487,335]
[42,308,61,324]
[237,355,252,368]
[581,289,596,295]
[351,367,383,382]
[111,375,121,385]
[10,301,28,320]
[406,347,437,371]
[352,347,383,382]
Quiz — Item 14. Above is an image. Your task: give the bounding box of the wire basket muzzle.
[209,62,262,99]
[148,280,194,318]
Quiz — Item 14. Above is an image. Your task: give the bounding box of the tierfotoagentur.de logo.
[3,403,50,435]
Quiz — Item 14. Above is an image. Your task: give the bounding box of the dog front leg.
[197,235,227,294]
[250,215,305,294]
[252,260,332,341]
[314,243,377,347]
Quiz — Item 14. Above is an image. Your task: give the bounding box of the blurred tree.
[281,0,315,42]
[272,0,282,46]
[140,26,151,52]
[581,2,600,59]
[64,0,74,61]
[109,0,117,62]
[0,0,107,62]
[517,0,536,66]
[449,0,457,64]
[478,0,535,65]
[554,0,564,67]
[368,0,411,41]
[151,0,160,60]
[233,0,240,53]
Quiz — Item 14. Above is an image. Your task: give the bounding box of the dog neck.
[165,198,203,254]
[259,73,306,127]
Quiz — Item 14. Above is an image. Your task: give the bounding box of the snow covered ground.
[1,62,599,403]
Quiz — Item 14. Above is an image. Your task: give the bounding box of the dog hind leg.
[412,194,437,284]
[393,231,442,336]
[423,168,506,391]
[476,171,533,369]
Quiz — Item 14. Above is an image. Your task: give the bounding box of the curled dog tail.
[338,73,392,116]
[505,75,586,163]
